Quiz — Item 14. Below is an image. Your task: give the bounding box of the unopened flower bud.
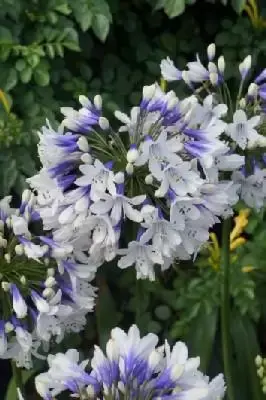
[47,268,55,277]
[99,117,109,130]
[170,364,184,380]
[22,189,31,203]
[20,276,26,285]
[79,95,90,107]
[239,98,246,109]
[114,172,125,184]
[263,385,266,394]
[218,56,225,74]
[255,355,263,367]
[42,287,54,298]
[143,84,156,100]
[45,276,56,288]
[5,217,11,228]
[94,94,102,110]
[1,281,10,291]
[210,72,218,86]
[78,136,89,152]
[248,83,258,97]
[4,254,11,264]
[207,43,216,60]
[0,238,7,248]
[145,174,153,185]
[81,153,92,164]
[15,244,24,256]
[239,55,252,79]
[44,257,50,266]
[126,163,134,175]
[257,366,264,378]
[5,322,14,333]
[127,145,139,163]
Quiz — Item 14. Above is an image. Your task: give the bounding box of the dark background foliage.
[2,0,266,398]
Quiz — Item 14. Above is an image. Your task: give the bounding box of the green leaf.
[164,0,185,18]
[2,159,18,195]
[231,312,262,400]
[20,67,32,84]
[231,0,246,14]
[5,369,35,400]
[0,27,13,44]
[33,68,50,86]
[92,14,110,42]
[4,69,17,91]
[96,277,121,349]
[63,40,80,52]
[186,307,218,372]
[15,59,26,72]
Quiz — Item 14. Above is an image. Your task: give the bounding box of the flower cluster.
[35,324,225,400]
[0,191,96,369]
[161,43,266,210]
[28,56,248,280]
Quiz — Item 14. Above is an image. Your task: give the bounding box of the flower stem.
[11,361,25,399]
[221,218,235,400]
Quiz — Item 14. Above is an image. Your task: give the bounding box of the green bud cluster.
[255,355,266,394]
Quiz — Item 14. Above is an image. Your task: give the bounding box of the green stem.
[11,361,25,399]
[221,218,234,400]
[135,278,142,327]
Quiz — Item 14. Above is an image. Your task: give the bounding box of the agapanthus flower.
[35,324,226,400]
[28,75,242,281]
[0,191,96,369]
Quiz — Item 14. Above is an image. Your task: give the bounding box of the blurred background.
[2,0,266,398]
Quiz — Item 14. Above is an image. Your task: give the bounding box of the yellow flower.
[206,209,251,271]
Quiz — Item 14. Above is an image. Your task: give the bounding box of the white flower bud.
[207,43,216,60]
[5,217,11,228]
[239,98,246,109]
[99,117,109,130]
[126,163,134,175]
[218,56,225,74]
[42,287,55,299]
[248,83,258,97]
[44,257,50,266]
[79,95,90,107]
[45,276,56,288]
[167,96,179,109]
[210,72,218,86]
[22,189,31,203]
[114,172,125,184]
[145,174,153,185]
[15,244,24,256]
[155,188,164,198]
[1,281,10,291]
[0,238,7,248]
[126,146,139,163]
[77,136,89,152]
[86,385,96,398]
[47,268,55,277]
[5,322,14,333]
[4,254,11,264]
[255,355,263,367]
[93,94,102,110]
[106,339,119,361]
[81,153,92,164]
[239,55,252,78]
[208,62,217,74]
[20,276,26,285]
[143,84,156,100]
